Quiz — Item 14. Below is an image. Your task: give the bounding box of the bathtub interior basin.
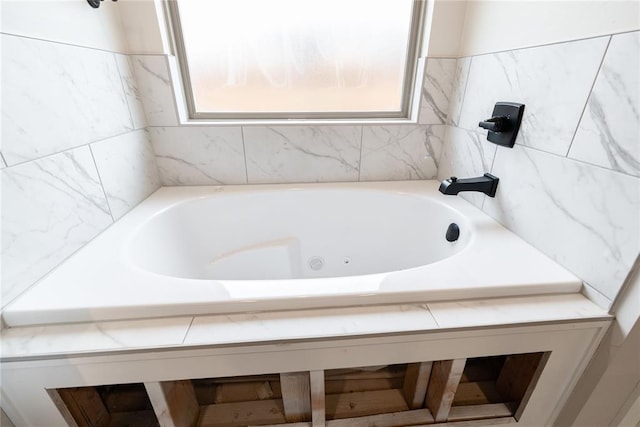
[2,180,582,327]
[127,190,472,280]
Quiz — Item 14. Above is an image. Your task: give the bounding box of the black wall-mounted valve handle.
[478,116,508,133]
[478,102,525,148]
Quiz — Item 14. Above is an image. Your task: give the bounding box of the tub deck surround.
[1,296,611,427]
[0,294,610,361]
[2,180,582,327]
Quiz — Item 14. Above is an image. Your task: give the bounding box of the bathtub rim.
[2,180,583,327]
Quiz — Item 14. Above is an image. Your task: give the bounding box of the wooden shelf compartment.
[51,352,549,427]
[451,352,549,423]
[52,383,159,427]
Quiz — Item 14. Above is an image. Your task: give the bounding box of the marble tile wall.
[438,31,640,307]
[1,35,160,307]
[133,55,454,185]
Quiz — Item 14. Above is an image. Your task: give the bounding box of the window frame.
[166,0,427,122]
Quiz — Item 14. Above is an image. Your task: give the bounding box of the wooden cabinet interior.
[52,352,548,427]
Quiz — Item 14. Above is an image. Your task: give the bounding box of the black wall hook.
[88,0,117,9]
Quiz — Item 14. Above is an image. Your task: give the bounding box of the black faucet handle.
[479,116,508,132]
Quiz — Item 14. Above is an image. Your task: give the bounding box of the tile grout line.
[452,56,473,128]
[564,35,613,158]
[425,304,441,328]
[456,29,637,59]
[450,125,640,180]
[0,32,130,55]
[240,126,250,184]
[113,53,137,132]
[88,145,116,223]
[3,129,140,169]
[357,126,364,181]
[163,55,183,127]
[181,317,196,345]
[2,26,636,62]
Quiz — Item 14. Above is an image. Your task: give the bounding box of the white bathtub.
[3,181,582,327]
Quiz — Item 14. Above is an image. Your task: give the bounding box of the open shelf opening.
[52,352,549,427]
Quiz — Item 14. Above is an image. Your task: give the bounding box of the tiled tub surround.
[3,181,582,327]
[0,34,160,307]
[1,294,611,427]
[133,55,454,185]
[438,31,640,307]
[0,294,607,360]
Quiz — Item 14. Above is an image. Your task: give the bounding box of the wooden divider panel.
[56,387,110,427]
[403,362,433,409]
[145,380,199,427]
[426,359,467,422]
[309,370,326,427]
[496,352,549,420]
[280,372,312,423]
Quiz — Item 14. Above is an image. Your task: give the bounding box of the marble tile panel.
[360,125,442,181]
[149,127,247,185]
[0,317,193,359]
[437,126,497,208]
[1,147,113,306]
[484,144,640,300]
[428,294,608,329]
[1,0,128,53]
[447,57,472,126]
[243,126,361,184]
[1,35,133,165]
[91,130,161,220]
[419,58,456,125]
[184,305,437,345]
[458,37,609,155]
[569,31,640,177]
[131,55,178,126]
[115,54,147,130]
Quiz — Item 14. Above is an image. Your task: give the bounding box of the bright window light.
[172,0,421,119]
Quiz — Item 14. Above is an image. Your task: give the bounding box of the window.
[169,0,424,120]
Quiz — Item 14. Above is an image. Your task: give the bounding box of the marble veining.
[149,126,247,185]
[1,34,133,165]
[437,126,497,208]
[428,294,609,328]
[360,125,442,181]
[1,147,113,306]
[484,144,640,301]
[0,295,609,360]
[91,130,161,219]
[131,55,178,126]
[447,57,472,127]
[458,37,609,156]
[0,317,193,358]
[243,126,361,183]
[569,31,640,177]
[419,58,456,125]
[183,305,437,345]
[0,153,6,169]
[115,54,148,131]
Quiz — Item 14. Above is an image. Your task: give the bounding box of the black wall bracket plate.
[482,102,525,148]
